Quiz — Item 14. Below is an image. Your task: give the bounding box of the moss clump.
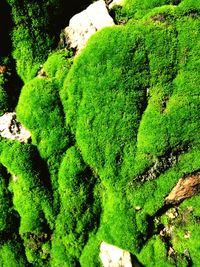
[51,146,100,266]
[0,0,199,266]
[61,25,149,184]
[0,241,28,267]
[0,140,53,265]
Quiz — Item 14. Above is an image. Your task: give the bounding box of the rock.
[12,175,18,182]
[108,0,125,9]
[100,241,133,267]
[64,0,114,53]
[0,112,31,143]
[165,172,200,204]
[37,67,46,78]
[184,231,191,239]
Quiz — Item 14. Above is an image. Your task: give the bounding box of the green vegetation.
[7,0,92,82]
[0,0,199,266]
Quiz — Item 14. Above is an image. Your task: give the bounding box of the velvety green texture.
[0,0,199,266]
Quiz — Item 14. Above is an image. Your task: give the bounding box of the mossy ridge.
[16,77,70,180]
[0,164,16,240]
[61,25,149,184]
[0,140,54,266]
[6,0,60,82]
[16,50,73,214]
[43,49,74,86]
[0,163,28,266]
[51,146,101,266]
[0,240,28,267]
[121,0,200,19]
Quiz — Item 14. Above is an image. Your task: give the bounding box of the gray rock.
[100,241,133,267]
[64,0,114,53]
[0,112,31,143]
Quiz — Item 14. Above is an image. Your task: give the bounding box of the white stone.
[0,112,31,143]
[100,241,133,267]
[109,0,125,9]
[64,0,114,53]
[86,0,114,29]
[13,175,18,182]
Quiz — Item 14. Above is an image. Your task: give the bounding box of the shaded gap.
[131,254,145,267]
[0,0,13,57]
[0,0,23,110]
[31,145,53,196]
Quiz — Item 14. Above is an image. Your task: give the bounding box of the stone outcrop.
[64,0,114,53]
[0,112,31,143]
[100,241,133,267]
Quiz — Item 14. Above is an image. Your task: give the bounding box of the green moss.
[0,0,199,265]
[174,197,200,266]
[80,233,102,267]
[51,146,100,266]
[0,241,27,267]
[16,77,71,192]
[122,0,182,19]
[61,25,149,186]
[138,236,176,266]
[0,140,53,265]
[7,0,92,82]
[0,68,14,115]
[43,49,73,86]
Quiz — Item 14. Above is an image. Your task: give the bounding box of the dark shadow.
[0,0,23,110]
[172,0,182,5]
[0,0,13,57]
[46,0,93,49]
[143,203,174,243]
[31,146,53,195]
[131,254,145,267]
[49,0,93,32]
[6,62,24,110]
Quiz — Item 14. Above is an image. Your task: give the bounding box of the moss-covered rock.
[0,0,199,266]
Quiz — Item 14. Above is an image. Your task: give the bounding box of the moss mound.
[0,0,199,266]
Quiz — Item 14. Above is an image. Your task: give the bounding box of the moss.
[43,49,73,85]
[51,146,100,266]
[173,197,200,266]
[122,0,182,19]
[0,140,53,265]
[0,241,28,267]
[0,0,199,265]
[16,77,71,191]
[80,233,102,267]
[61,25,149,185]
[7,0,93,82]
